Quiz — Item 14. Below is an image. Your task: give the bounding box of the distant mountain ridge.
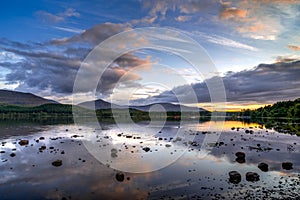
[78,99,122,110]
[78,99,207,112]
[0,89,207,112]
[0,90,58,106]
[129,103,207,112]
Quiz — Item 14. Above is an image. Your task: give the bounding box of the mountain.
[78,99,122,110]
[78,99,207,112]
[0,90,58,106]
[129,103,206,112]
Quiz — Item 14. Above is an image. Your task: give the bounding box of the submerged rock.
[282,162,293,170]
[111,148,118,158]
[235,152,245,163]
[115,172,125,182]
[236,157,245,164]
[190,141,198,147]
[258,162,269,172]
[52,160,62,167]
[165,144,172,148]
[18,140,29,146]
[229,171,241,184]
[246,172,260,182]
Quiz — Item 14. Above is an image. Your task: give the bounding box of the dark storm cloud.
[133,60,300,104]
[0,23,150,97]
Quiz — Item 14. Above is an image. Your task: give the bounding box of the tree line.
[241,98,300,119]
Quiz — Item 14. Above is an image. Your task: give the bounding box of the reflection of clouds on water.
[0,121,299,199]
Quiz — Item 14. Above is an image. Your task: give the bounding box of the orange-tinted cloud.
[288,45,300,51]
[175,15,192,22]
[220,7,247,20]
[237,22,264,33]
[259,0,299,4]
[218,0,292,40]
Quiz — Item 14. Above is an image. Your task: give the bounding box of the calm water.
[0,120,299,200]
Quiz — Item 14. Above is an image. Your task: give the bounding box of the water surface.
[0,120,299,199]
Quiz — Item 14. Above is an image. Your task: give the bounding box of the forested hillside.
[242,98,300,119]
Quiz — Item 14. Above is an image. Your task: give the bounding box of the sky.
[0,0,300,111]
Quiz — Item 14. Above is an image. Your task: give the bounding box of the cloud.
[178,0,213,14]
[258,0,299,4]
[220,7,247,20]
[175,15,192,22]
[287,45,300,51]
[133,60,300,105]
[0,23,151,100]
[36,8,80,23]
[275,55,300,63]
[51,23,131,45]
[53,26,84,34]
[188,31,258,51]
[137,0,297,41]
[218,0,300,40]
[136,0,214,24]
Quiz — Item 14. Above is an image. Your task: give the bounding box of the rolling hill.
[78,99,207,112]
[78,99,122,110]
[0,90,58,106]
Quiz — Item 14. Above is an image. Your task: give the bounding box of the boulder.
[142,147,150,152]
[229,171,241,184]
[246,172,260,182]
[115,172,125,182]
[19,140,29,146]
[235,152,245,159]
[10,153,16,157]
[39,145,46,151]
[258,162,268,172]
[235,152,245,163]
[282,162,293,170]
[52,160,62,167]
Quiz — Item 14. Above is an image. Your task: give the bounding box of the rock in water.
[52,160,62,167]
[235,152,245,159]
[142,147,150,152]
[116,172,125,182]
[236,157,245,164]
[19,140,29,146]
[246,172,260,182]
[282,162,293,170]
[235,152,245,163]
[229,171,241,184]
[258,162,268,172]
[10,153,16,157]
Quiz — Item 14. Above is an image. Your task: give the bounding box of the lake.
[0,119,299,200]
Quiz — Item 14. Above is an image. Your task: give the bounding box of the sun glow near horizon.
[196,102,271,112]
